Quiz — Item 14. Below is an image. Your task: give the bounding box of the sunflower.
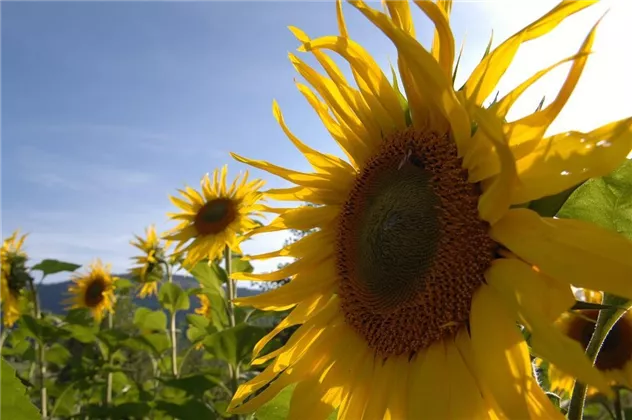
[164,165,265,269]
[130,225,170,298]
[544,291,632,397]
[193,293,213,350]
[227,1,632,418]
[66,260,116,322]
[1,231,31,327]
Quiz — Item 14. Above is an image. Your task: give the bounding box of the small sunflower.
[1,231,32,327]
[545,291,632,397]
[130,225,170,298]
[66,260,115,322]
[164,165,265,269]
[194,293,213,350]
[228,1,632,419]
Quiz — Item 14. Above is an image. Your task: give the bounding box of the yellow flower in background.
[195,294,212,319]
[1,231,31,327]
[130,225,170,298]
[164,165,265,269]
[228,1,632,419]
[545,291,632,396]
[66,260,116,322]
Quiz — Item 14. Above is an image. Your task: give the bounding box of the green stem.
[224,246,240,413]
[163,261,179,378]
[567,295,631,420]
[0,328,9,351]
[28,276,48,419]
[105,311,113,406]
[613,387,623,420]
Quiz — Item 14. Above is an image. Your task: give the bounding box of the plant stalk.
[567,295,631,420]
[164,260,179,378]
[28,276,48,419]
[105,311,114,406]
[224,246,240,403]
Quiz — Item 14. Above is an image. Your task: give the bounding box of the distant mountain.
[39,273,261,315]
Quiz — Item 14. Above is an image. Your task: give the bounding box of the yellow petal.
[511,117,632,204]
[385,1,415,36]
[470,284,531,419]
[446,341,488,419]
[407,341,449,419]
[507,19,600,158]
[350,0,471,155]
[491,209,632,301]
[337,349,374,419]
[414,0,454,78]
[298,35,406,131]
[336,0,348,38]
[252,205,339,235]
[383,357,409,420]
[464,0,596,106]
[485,258,575,324]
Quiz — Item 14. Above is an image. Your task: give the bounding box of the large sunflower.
[66,260,115,322]
[544,291,632,397]
[1,231,31,327]
[130,225,170,298]
[228,1,632,419]
[164,165,265,269]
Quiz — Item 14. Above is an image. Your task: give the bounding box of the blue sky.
[2,0,630,282]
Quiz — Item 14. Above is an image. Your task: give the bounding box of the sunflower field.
[2,0,632,419]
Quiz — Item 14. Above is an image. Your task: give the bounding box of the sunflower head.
[164,165,265,269]
[195,293,212,318]
[226,0,632,418]
[130,225,170,298]
[1,230,32,327]
[66,260,115,322]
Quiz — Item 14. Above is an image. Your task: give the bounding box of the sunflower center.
[570,310,632,371]
[84,277,107,307]
[194,198,237,235]
[337,128,497,357]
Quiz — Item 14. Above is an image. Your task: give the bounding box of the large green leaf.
[45,343,72,366]
[558,159,632,239]
[154,399,216,419]
[190,261,227,292]
[254,384,295,420]
[527,184,583,218]
[203,324,267,367]
[133,308,167,332]
[0,358,41,419]
[31,259,80,276]
[231,256,253,274]
[159,374,226,399]
[159,283,190,313]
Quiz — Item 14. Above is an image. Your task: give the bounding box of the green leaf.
[133,308,167,332]
[31,259,80,276]
[45,343,72,366]
[203,324,267,367]
[159,283,190,313]
[64,308,95,326]
[231,256,253,274]
[63,324,97,343]
[159,374,226,399]
[123,334,170,356]
[558,159,632,239]
[190,261,227,292]
[254,384,295,420]
[527,184,583,218]
[19,314,59,343]
[114,277,134,291]
[0,358,41,419]
[155,399,216,419]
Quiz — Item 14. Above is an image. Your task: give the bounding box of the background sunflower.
[130,225,170,298]
[1,231,32,327]
[65,260,116,322]
[164,165,265,269]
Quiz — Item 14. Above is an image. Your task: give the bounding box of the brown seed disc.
[84,277,107,308]
[567,310,632,371]
[336,128,497,357]
[194,198,237,235]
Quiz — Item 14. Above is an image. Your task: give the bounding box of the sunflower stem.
[28,274,48,419]
[105,310,113,406]
[164,261,179,378]
[567,295,631,420]
[224,246,240,412]
[611,386,625,420]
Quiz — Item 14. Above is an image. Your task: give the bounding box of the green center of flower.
[84,277,106,307]
[194,198,236,235]
[337,129,497,357]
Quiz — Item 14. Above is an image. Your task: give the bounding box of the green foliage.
[558,158,632,239]
[159,283,190,312]
[203,324,267,368]
[254,384,296,420]
[527,184,583,218]
[31,259,80,277]
[134,307,167,332]
[1,358,41,419]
